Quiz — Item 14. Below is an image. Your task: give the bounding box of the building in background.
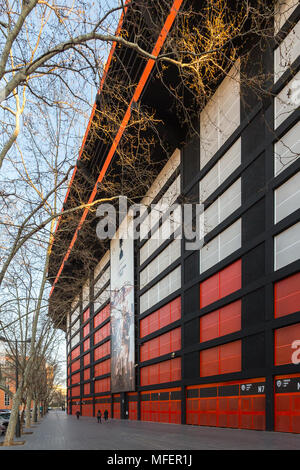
[48,0,300,433]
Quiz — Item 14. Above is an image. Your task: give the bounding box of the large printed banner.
[110,218,135,393]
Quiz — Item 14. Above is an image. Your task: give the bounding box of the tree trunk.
[33,400,38,422]
[3,386,23,445]
[25,393,32,428]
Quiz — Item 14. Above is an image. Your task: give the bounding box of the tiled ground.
[1,410,300,450]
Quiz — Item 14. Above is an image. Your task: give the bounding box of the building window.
[274,171,300,223]
[274,221,300,270]
[4,393,10,406]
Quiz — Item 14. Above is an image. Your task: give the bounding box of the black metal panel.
[183,284,199,316]
[242,287,266,329]
[242,153,266,205]
[182,136,200,192]
[242,243,265,287]
[242,333,266,371]
[184,318,199,348]
[242,198,266,244]
[183,351,199,380]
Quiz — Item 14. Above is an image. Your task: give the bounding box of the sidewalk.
[1,410,300,450]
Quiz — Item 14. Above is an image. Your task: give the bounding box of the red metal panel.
[94,377,110,394]
[200,273,219,308]
[200,260,242,309]
[140,387,181,424]
[219,340,241,375]
[83,323,90,338]
[71,346,80,360]
[275,273,300,318]
[219,260,242,299]
[140,297,181,338]
[94,359,111,377]
[200,340,241,377]
[219,300,241,337]
[140,327,181,362]
[94,304,111,328]
[83,338,90,352]
[71,372,80,384]
[83,308,90,323]
[83,353,90,366]
[140,358,181,386]
[94,340,110,361]
[200,346,219,377]
[94,322,110,345]
[71,386,80,397]
[81,402,93,416]
[187,378,265,430]
[275,374,300,433]
[200,300,241,342]
[71,359,80,373]
[84,368,90,381]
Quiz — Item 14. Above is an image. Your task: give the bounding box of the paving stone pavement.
[0,410,300,450]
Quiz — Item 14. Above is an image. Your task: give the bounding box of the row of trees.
[0,0,297,445]
[0,337,65,435]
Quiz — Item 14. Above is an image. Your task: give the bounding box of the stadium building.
[48,0,300,433]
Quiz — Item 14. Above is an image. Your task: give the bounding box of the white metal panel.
[274,121,300,175]
[200,236,219,273]
[220,138,241,185]
[219,219,241,261]
[274,19,300,81]
[200,62,240,170]
[219,178,241,224]
[274,70,300,128]
[275,221,300,269]
[275,171,300,222]
[274,0,299,34]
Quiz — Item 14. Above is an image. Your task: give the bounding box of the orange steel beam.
[50,1,130,249]
[50,0,184,297]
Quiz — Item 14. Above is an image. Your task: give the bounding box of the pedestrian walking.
[97,410,102,423]
[76,410,80,420]
[104,409,109,422]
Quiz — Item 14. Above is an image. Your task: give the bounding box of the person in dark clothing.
[97,410,102,423]
[76,411,80,420]
[104,409,108,422]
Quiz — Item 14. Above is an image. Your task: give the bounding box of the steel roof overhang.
[48,0,185,302]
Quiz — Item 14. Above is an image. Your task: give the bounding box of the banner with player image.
[110,219,135,393]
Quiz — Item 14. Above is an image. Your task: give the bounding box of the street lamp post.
[0,336,31,438]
